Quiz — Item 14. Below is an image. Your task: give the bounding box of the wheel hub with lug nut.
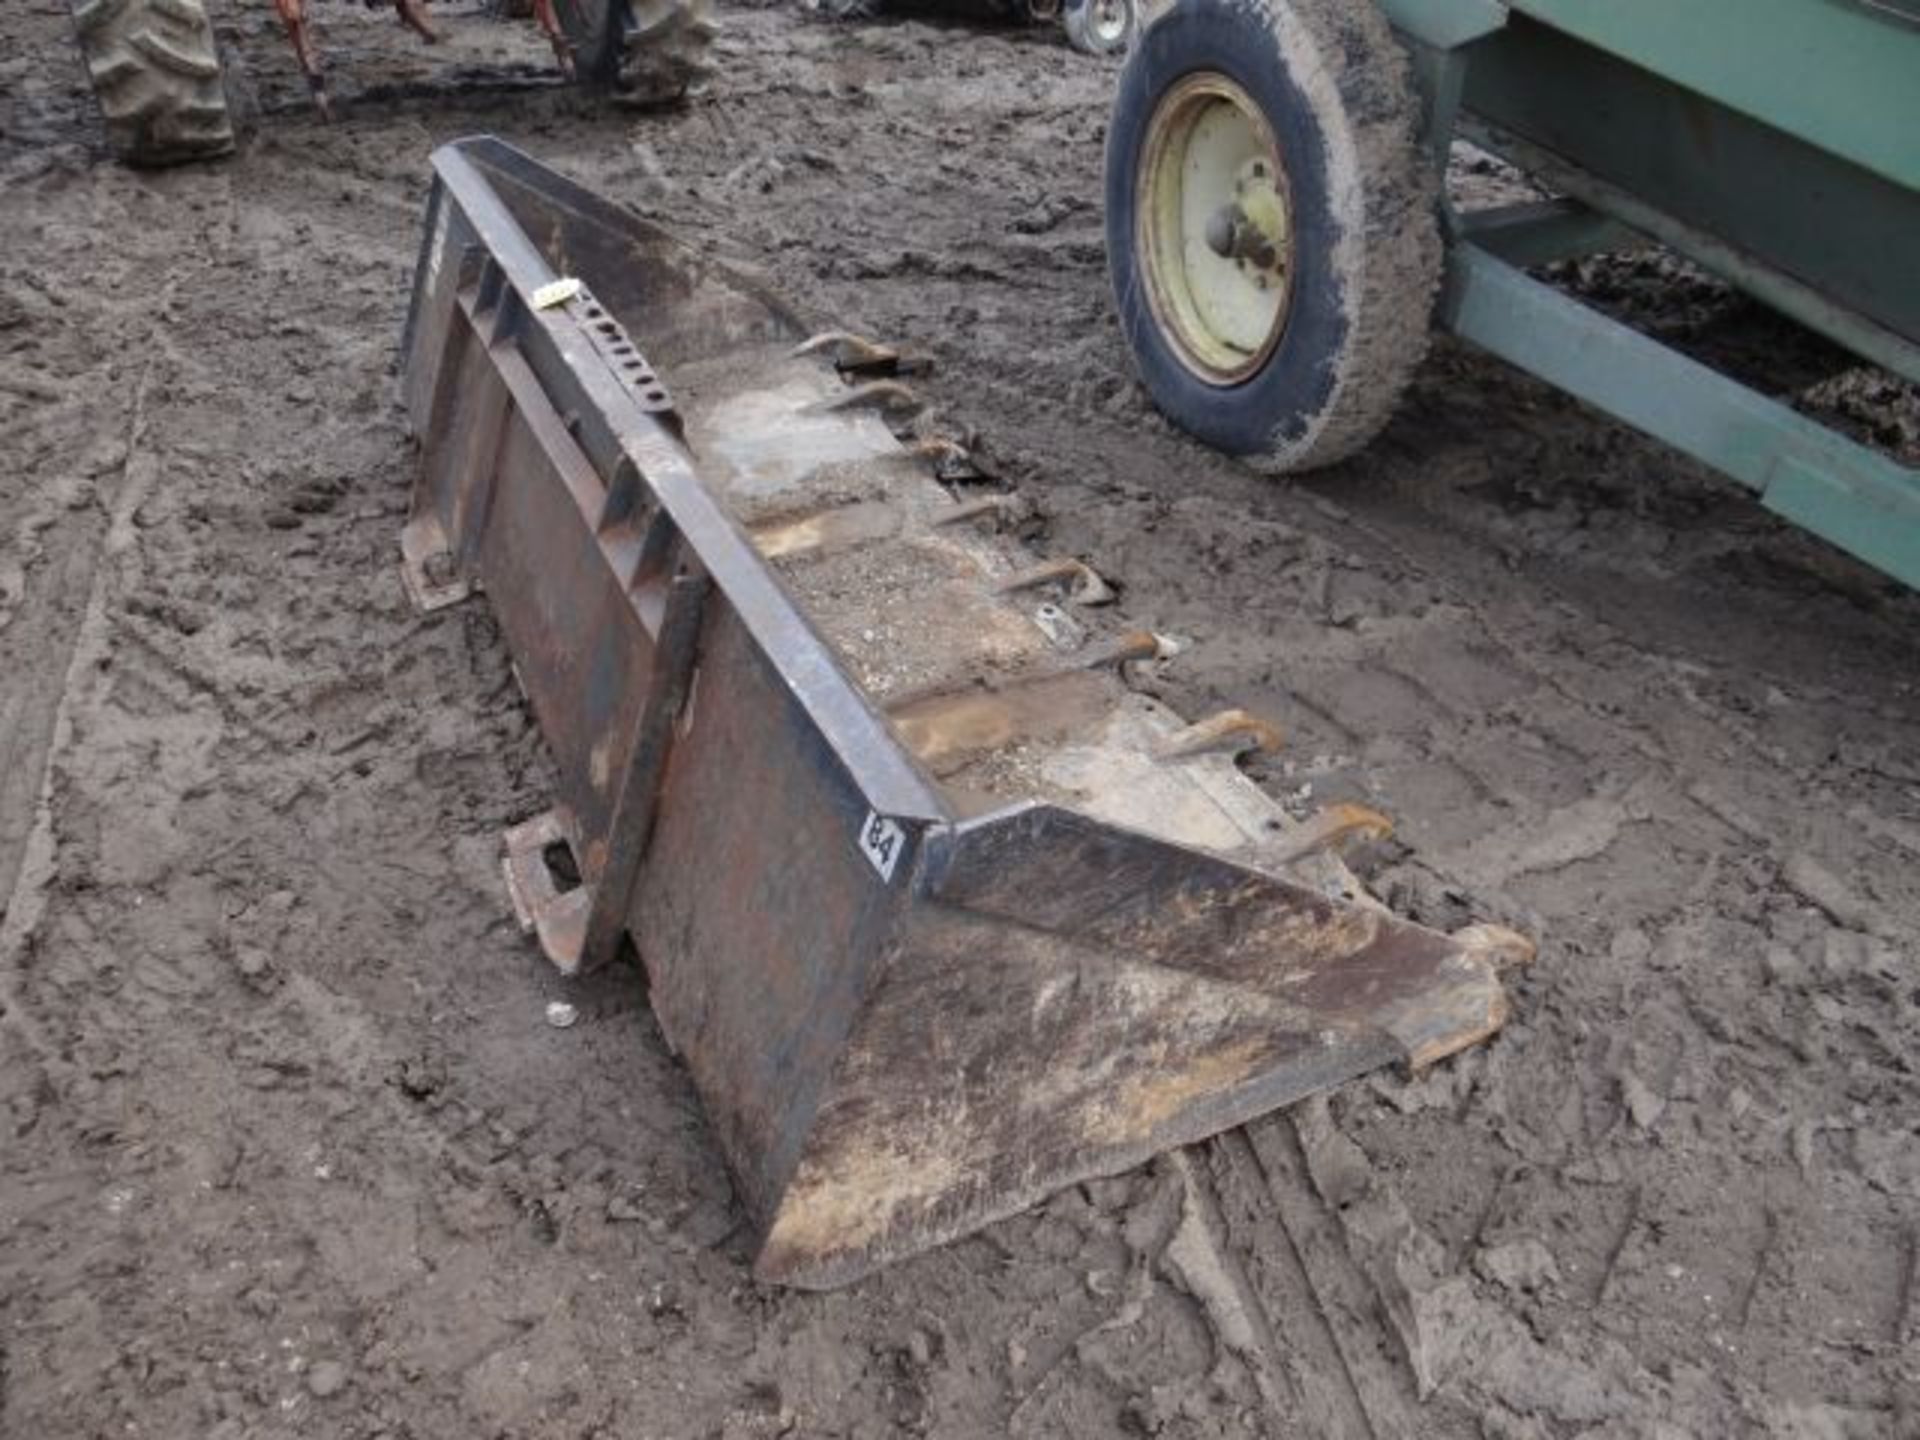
[1204,157,1288,291]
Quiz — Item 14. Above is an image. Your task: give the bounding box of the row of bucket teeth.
[695,330,1404,880]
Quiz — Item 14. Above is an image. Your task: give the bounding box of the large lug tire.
[69,0,237,166]
[1104,0,1439,473]
[562,0,716,105]
[1063,0,1135,56]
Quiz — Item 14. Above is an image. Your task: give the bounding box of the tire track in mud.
[0,152,250,972]
[0,329,160,997]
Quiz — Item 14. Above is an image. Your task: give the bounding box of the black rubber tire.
[68,0,236,167]
[1063,0,1133,56]
[561,0,716,105]
[1104,0,1439,473]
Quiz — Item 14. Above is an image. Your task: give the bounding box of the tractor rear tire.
[69,0,236,166]
[563,0,716,106]
[1105,0,1439,473]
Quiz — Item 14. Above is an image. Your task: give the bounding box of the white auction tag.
[858,810,905,883]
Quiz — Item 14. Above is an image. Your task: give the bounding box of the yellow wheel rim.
[1136,73,1293,386]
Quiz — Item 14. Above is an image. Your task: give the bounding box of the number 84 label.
[859,810,906,883]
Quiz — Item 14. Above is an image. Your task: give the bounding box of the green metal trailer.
[1104,0,1920,588]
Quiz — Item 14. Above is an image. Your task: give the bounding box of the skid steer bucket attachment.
[401,139,1516,1289]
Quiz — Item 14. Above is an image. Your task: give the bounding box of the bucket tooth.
[791,330,898,370]
[807,379,927,421]
[995,556,1115,606]
[790,330,929,378]
[1153,707,1285,760]
[1077,628,1169,670]
[931,494,1023,530]
[909,435,981,480]
[400,139,1517,1290]
[1263,802,1395,866]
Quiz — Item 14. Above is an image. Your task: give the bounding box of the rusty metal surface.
[401,138,1513,1288]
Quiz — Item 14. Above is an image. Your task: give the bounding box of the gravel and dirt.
[4,4,1918,1437]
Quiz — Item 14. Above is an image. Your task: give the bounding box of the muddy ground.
[4,3,1919,1437]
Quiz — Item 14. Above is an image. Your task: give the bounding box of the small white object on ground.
[545,1000,579,1029]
